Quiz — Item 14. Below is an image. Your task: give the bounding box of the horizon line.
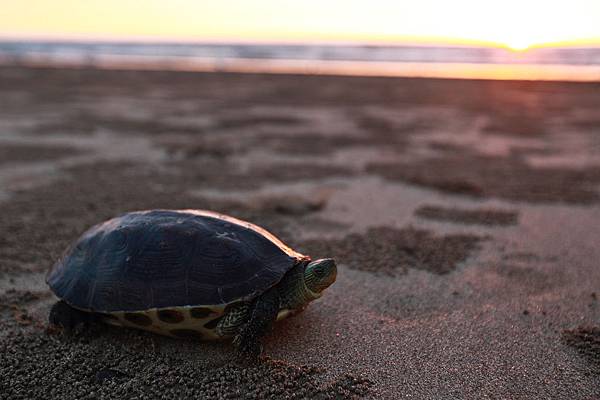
[2,32,600,51]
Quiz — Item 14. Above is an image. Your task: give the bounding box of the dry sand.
[1,66,600,399]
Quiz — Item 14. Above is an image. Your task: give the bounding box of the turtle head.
[304,258,337,294]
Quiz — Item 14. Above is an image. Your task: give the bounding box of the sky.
[1,0,600,50]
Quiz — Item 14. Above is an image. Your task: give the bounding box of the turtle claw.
[233,334,263,362]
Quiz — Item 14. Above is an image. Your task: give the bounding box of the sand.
[414,206,518,226]
[300,227,483,275]
[1,66,600,399]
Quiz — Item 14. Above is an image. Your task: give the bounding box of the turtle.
[46,209,337,357]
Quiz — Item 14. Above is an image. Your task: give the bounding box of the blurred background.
[1,0,600,80]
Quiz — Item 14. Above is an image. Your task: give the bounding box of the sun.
[504,38,533,51]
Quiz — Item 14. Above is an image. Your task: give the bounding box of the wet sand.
[1,66,600,398]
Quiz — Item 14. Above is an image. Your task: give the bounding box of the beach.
[1,65,600,398]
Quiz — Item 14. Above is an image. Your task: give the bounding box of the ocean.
[1,40,599,81]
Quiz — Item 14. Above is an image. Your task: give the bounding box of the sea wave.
[1,41,599,81]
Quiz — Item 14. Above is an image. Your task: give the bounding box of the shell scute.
[157,309,185,324]
[123,313,153,327]
[189,307,216,319]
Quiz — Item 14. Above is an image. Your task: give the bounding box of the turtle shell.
[47,210,309,312]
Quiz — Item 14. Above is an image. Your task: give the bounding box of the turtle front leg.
[215,302,251,337]
[49,300,92,332]
[233,287,280,360]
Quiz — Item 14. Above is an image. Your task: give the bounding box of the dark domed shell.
[47,210,308,312]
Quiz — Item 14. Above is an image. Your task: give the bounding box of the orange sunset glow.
[1,0,600,50]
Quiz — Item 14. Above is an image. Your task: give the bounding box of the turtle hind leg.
[49,300,92,332]
[233,287,280,361]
